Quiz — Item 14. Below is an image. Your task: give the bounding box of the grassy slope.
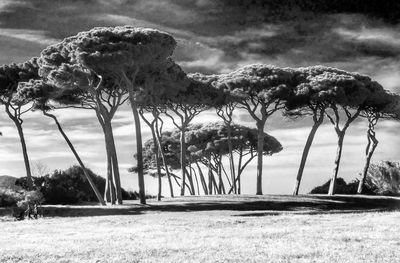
[1,195,400,263]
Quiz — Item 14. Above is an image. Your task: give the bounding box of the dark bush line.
[14,165,150,205]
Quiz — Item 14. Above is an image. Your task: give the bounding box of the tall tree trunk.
[104,152,116,204]
[152,132,162,201]
[328,132,345,195]
[155,128,174,198]
[237,149,243,195]
[13,119,33,190]
[256,121,265,195]
[180,126,187,196]
[293,114,324,196]
[103,118,123,204]
[357,130,378,194]
[226,123,236,194]
[44,112,105,205]
[208,157,213,194]
[192,166,200,195]
[130,102,146,204]
[196,162,208,195]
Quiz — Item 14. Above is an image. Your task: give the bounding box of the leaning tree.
[163,73,222,196]
[215,65,295,195]
[284,67,329,196]
[357,90,400,194]
[17,79,106,205]
[301,66,378,195]
[39,26,182,204]
[0,58,39,190]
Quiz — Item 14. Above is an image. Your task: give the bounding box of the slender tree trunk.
[130,102,146,204]
[180,126,187,196]
[13,119,33,190]
[237,149,243,194]
[152,132,162,201]
[293,115,324,196]
[103,118,123,204]
[208,157,213,194]
[196,162,208,195]
[357,131,378,194]
[328,132,345,195]
[256,121,265,195]
[226,124,236,194]
[44,112,105,205]
[192,166,200,195]
[104,153,116,204]
[155,131,174,198]
[217,156,222,194]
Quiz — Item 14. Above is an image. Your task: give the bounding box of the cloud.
[0,28,59,45]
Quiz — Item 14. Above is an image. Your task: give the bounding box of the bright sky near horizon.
[0,0,399,195]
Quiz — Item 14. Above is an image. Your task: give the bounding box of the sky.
[0,0,400,195]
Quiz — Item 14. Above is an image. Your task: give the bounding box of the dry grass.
[1,195,400,263]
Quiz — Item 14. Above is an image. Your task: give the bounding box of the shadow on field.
[21,194,400,218]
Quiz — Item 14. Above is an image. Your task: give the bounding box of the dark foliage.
[310,177,377,195]
[15,165,138,204]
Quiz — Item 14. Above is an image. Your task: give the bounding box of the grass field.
[1,195,400,263]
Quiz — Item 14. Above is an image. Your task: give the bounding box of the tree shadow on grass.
[33,195,400,218]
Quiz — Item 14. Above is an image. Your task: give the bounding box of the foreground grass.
[1,195,400,263]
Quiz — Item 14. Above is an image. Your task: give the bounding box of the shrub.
[16,165,140,204]
[0,189,23,207]
[366,161,400,196]
[310,177,377,195]
[0,189,43,208]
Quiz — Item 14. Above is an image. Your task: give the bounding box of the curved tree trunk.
[180,127,187,196]
[293,113,324,196]
[328,132,345,195]
[130,102,146,204]
[357,129,378,194]
[256,121,265,195]
[44,112,105,205]
[13,119,33,190]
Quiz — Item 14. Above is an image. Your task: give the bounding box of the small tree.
[0,59,39,190]
[141,122,282,195]
[215,65,295,195]
[357,91,400,194]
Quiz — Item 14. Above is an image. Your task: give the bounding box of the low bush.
[16,165,142,204]
[0,189,43,207]
[310,161,400,196]
[0,189,23,207]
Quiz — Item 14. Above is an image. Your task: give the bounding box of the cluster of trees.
[1,26,399,206]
